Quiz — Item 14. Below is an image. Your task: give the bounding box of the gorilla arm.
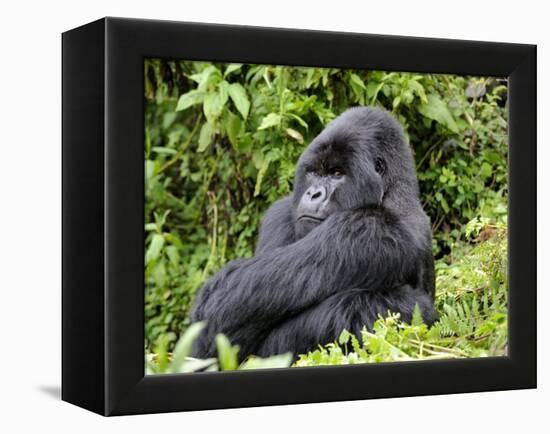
[189,196,295,325]
[190,207,421,358]
[257,285,437,357]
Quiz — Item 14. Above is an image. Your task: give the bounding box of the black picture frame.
[62,17,536,416]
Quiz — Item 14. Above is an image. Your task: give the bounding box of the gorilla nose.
[304,185,327,204]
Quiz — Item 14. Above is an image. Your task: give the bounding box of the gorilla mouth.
[297,215,325,224]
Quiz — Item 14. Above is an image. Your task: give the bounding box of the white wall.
[0,0,545,432]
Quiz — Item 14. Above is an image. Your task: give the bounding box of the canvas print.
[144,60,508,374]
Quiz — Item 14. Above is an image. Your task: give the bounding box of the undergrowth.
[146,221,507,373]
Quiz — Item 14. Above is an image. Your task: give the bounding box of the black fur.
[190,107,436,360]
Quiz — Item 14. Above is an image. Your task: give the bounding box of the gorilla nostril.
[304,185,326,204]
[311,187,326,202]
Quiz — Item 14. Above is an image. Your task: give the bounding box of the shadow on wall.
[37,385,61,400]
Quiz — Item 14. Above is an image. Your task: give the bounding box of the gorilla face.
[294,146,349,236]
[293,108,397,239]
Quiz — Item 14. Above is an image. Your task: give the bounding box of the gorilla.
[190,106,437,361]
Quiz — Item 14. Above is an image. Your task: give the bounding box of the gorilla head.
[293,106,420,238]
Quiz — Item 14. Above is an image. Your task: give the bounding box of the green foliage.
[296,225,508,366]
[146,322,293,374]
[144,59,508,360]
[146,223,506,370]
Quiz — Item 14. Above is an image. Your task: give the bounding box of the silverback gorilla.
[190,106,437,360]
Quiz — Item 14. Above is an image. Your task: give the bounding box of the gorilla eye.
[375,158,386,175]
[331,169,344,178]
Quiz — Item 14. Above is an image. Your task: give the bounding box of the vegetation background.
[144,60,508,372]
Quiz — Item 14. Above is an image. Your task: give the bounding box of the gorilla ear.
[374,158,386,176]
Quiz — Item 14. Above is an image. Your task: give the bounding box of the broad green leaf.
[349,73,366,89]
[233,133,252,153]
[349,73,367,103]
[224,63,242,77]
[287,113,308,129]
[411,304,424,327]
[485,151,502,165]
[145,160,155,181]
[408,80,428,104]
[162,112,177,129]
[239,353,293,370]
[338,329,351,345]
[366,81,384,102]
[218,80,230,105]
[228,83,250,119]
[197,122,213,152]
[145,234,164,264]
[225,111,242,148]
[393,96,401,109]
[465,81,486,99]
[168,322,207,373]
[165,245,179,266]
[252,150,265,170]
[480,162,493,179]
[254,158,270,196]
[175,89,205,112]
[418,94,459,133]
[285,128,304,144]
[350,334,361,354]
[258,113,281,130]
[203,91,226,124]
[215,334,239,371]
[440,195,450,213]
[189,65,221,91]
[144,222,157,232]
[152,147,177,155]
[276,66,290,95]
[190,172,202,182]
